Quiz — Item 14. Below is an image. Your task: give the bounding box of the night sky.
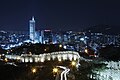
[0,0,120,31]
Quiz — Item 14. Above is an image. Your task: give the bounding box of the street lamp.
[32,68,37,73]
[4,58,8,62]
[85,49,88,54]
[59,44,62,48]
[44,49,47,51]
[59,44,62,51]
[0,54,1,58]
[71,61,76,66]
[17,57,20,60]
[53,67,58,77]
[53,67,58,73]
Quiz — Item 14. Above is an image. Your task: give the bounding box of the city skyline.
[0,0,120,31]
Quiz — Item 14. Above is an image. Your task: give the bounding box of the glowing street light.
[71,61,76,66]
[5,58,8,62]
[85,49,88,54]
[53,68,58,73]
[32,68,37,73]
[59,44,62,48]
[44,49,47,51]
[17,57,21,60]
[63,45,67,49]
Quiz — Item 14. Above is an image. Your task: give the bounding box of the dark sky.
[0,0,120,31]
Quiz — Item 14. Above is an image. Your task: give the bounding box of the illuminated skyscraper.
[29,16,35,41]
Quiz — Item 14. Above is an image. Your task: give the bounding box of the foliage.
[99,45,120,61]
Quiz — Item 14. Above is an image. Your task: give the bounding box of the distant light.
[17,57,21,60]
[2,54,5,56]
[32,16,35,21]
[80,38,84,41]
[6,51,9,54]
[58,58,62,62]
[25,58,29,62]
[59,44,62,48]
[63,45,67,49]
[47,57,51,61]
[53,68,58,73]
[5,58,8,62]
[85,36,87,38]
[29,52,32,56]
[44,49,47,51]
[85,49,88,53]
[53,41,57,44]
[30,58,33,63]
[44,30,51,32]
[32,68,36,73]
[71,61,76,66]
[41,58,44,62]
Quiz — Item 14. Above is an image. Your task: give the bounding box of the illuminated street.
[57,66,70,80]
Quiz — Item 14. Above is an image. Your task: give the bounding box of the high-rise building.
[41,30,53,44]
[29,16,35,41]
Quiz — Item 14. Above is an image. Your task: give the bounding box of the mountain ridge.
[84,24,120,35]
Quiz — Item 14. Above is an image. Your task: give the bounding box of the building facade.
[29,16,35,41]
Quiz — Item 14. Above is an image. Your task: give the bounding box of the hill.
[84,24,120,35]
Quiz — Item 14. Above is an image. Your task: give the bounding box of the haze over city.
[0,0,120,31]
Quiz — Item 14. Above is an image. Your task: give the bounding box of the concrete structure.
[41,30,53,44]
[29,16,35,41]
[5,51,80,67]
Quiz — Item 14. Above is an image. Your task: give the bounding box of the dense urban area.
[0,17,120,80]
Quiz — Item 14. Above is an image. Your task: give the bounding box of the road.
[57,66,70,80]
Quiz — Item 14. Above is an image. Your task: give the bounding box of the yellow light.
[5,58,8,62]
[85,49,88,53]
[53,68,58,73]
[17,57,20,60]
[59,44,62,48]
[44,49,47,51]
[58,59,61,62]
[32,68,36,73]
[71,61,76,66]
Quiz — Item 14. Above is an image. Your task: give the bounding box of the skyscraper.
[29,16,35,41]
[41,30,53,44]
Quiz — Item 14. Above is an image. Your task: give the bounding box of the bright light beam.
[57,66,70,80]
